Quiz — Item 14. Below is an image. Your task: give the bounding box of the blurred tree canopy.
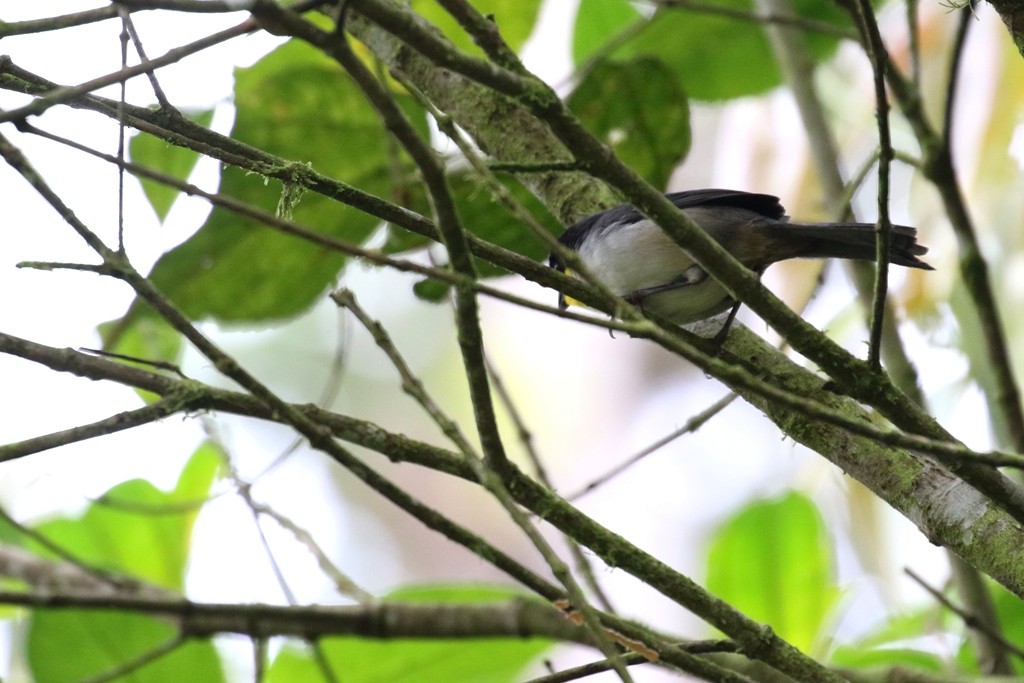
[3,0,1024,681]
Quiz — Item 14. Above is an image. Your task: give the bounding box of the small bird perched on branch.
[549,189,932,328]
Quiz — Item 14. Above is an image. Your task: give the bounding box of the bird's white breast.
[575,217,734,324]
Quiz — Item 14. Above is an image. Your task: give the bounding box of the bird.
[548,189,932,329]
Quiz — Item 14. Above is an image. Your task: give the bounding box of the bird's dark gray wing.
[664,189,786,220]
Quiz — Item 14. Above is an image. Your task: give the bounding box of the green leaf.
[130,109,215,222]
[26,447,225,683]
[705,491,838,653]
[841,607,946,651]
[173,440,225,502]
[954,579,1024,675]
[267,585,552,683]
[572,0,642,65]
[413,277,451,302]
[29,611,224,683]
[30,444,221,591]
[991,582,1024,675]
[611,1,858,101]
[138,38,427,324]
[568,58,691,189]
[828,644,943,672]
[412,0,543,54]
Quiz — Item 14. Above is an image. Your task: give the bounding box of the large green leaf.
[30,443,221,590]
[569,58,690,189]
[137,38,427,324]
[608,0,859,101]
[130,109,215,222]
[413,0,543,54]
[26,445,225,683]
[267,585,553,683]
[829,644,943,672]
[572,0,643,66]
[29,612,224,683]
[705,491,838,653]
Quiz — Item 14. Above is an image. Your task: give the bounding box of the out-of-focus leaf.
[572,0,642,65]
[568,58,690,189]
[413,0,543,54]
[26,446,225,683]
[829,645,943,672]
[173,440,225,502]
[842,607,946,650]
[954,579,1024,675]
[992,581,1024,675]
[130,109,215,221]
[122,39,428,328]
[30,443,221,591]
[706,491,838,653]
[611,0,859,101]
[413,277,450,302]
[268,585,552,683]
[29,611,224,683]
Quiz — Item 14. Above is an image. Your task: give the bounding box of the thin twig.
[79,347,188,378]
[485,357,619,614]
[253,499,375,604]
[119,9,174,109]
[525,640,745,683]
[0,19,257,124]
[228,467,345,683]
[0,392,199,463]
[0,7,120,38]
[845,0,895,370]
[905,568,1024,662]
[79,635,189,683]
[566,394,738,502]
[117,10,130,252]
[330,288,479,457]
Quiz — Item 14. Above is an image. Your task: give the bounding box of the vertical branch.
[116,10,130,252]
[846,0,894,370]
[887,5,1024,455]
[754,0,919,382]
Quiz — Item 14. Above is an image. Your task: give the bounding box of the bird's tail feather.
[784,222,933,270]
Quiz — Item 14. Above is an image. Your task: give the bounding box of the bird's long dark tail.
[784,222,933,270]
